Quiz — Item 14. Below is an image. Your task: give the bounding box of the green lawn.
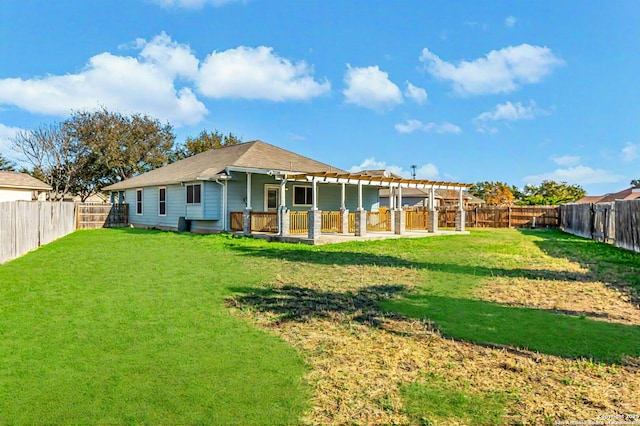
[1,227,639,424]
[0,229,309,425]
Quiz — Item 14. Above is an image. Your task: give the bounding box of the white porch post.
[312,177,318,211]
[355,180,367,236]
[243,172,252,235]
[222,180,228,231]
[428,186,438,233]
[340,182,349,235]
[246,172,252,209]
[280,178,289,236]
[394,185,405,235]
[455,187,466,232]
[308,178,321,240]
[340,182,346,210]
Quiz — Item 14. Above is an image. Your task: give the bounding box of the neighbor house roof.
[574,187,640,204]
[104,140,345,191]
[0,171,51,191]
[378,187,484,204]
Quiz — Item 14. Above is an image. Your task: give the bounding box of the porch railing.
[250,212,278,233]
[321,211,342,233]
[405,211,428,230]
[289,211,308,234]
[348,213,355,233]
[367,211,390,231]
[230,211,243,231]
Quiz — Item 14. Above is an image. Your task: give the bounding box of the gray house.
[104,140,471,241]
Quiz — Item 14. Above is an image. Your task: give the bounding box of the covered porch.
[228,170,471,243]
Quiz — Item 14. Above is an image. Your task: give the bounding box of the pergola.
[241,170,472,240]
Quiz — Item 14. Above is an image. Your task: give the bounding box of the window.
[186,184,201,204]
[293,186,313,206]
[136,189,143,215]
[159,187,166,216]
[264,185,280,211]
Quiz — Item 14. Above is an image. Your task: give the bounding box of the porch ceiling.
[277,171,472,190]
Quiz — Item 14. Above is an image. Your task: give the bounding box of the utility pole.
[410,164,417,180]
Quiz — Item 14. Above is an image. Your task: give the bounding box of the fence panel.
[615,200,640,252]
[0,201,76,264]
[76,203,128,229]
[321,211,342,233]
[405,211,428,230]
[250,212,278,233]
[230,212,243,231]
[348,213,355,233]
[289,211,308,234]
[559,204,594,239]
[367,211,389,231]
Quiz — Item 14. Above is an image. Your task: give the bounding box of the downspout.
[214,177,229,231]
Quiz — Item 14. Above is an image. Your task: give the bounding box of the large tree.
[0,153,15,171]
[12,108,176,201]
[66,107,175,183]
[469,181,516,205]
[631,179,640,188]
[11,123,89,200]
[172,129,242,161]
[520,180,586,205]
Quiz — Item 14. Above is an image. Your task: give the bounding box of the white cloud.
[551,155,581,166]
[621,142,639,162]
[0,123,23,153]
[505,16,517,28]
[0,33,330,127]
[0,33,207,127]
[153,0,243,8]
[420,44,565,95]
[475,100,539,121]
[343,65,403,111]
[349,157,440,180]
[476,124,498,135]
[404,82,428,105]
[395,119,462,134]
[197,46,330,101]
[524,166,623,186]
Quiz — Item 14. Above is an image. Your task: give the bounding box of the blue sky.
[1,0,638,195]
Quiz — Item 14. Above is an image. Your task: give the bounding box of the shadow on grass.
[227,244,590,282]
[228,284,407,327]
[382,293,640,364]
[520,228,640,304]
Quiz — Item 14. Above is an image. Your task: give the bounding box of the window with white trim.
[136,188,143,215]
[186,184,201,204]
[159,187,166,216]
[293,185,313,206]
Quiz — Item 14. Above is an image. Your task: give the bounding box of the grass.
[1,227,639,424]
[401,375,508,426]
[0,229,309,425]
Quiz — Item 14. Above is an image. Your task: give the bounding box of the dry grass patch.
[227,259,640,425]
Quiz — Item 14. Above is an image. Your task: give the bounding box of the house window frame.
[264,184,280,211]
[292,185,313,207]
[186,183,201,205]
[136,188,143,215]
[158,187,167,216]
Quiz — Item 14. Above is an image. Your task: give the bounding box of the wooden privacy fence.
[405,211,428,230]
[76,203,128,229]
[560,200,640,252]
[436,206,559,228]
[0,201,76,264]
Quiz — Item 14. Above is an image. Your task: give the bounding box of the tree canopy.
[0,153,15,171]
[469,181,516,206]
[12,108,175,201]
[172,130,242,161]
[631,179,640,188]
[519,180,586,205]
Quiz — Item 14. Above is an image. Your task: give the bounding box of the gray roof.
[104,140,345,191]
[0,171,51,191]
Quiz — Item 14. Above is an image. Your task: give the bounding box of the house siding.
[0,188,33,202]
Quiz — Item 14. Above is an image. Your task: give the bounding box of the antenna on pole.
[410,164,417,180]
